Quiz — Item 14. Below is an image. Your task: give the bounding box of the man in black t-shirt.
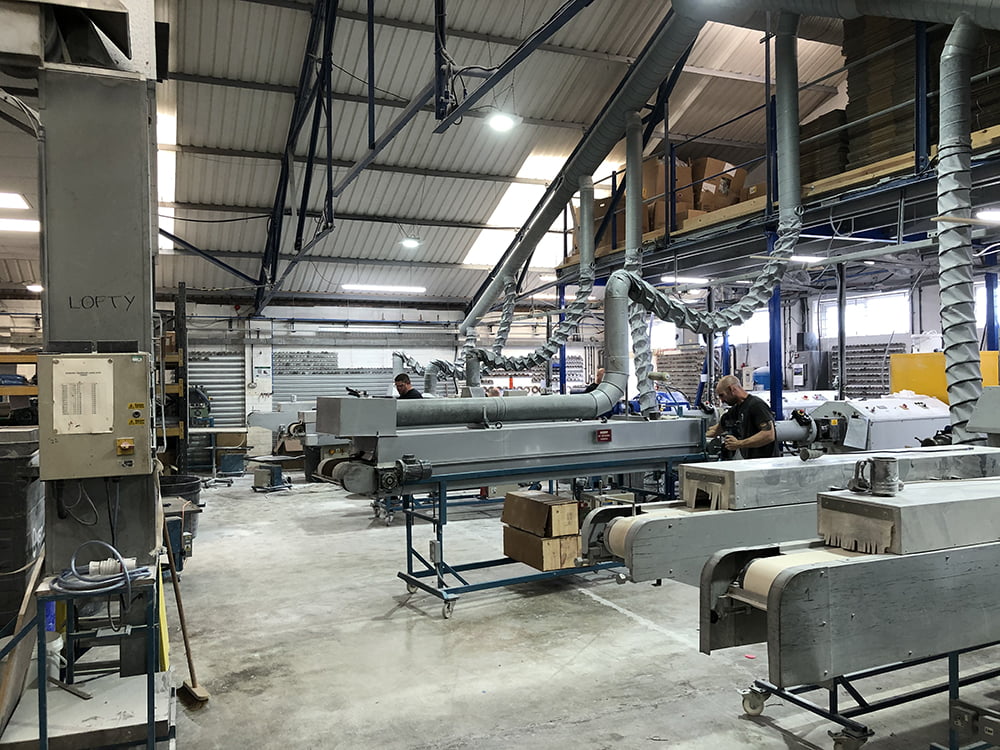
[705,375,776,459]
[394,373,423,399]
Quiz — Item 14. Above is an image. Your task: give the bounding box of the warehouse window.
[727,309,772,344]
[817,290,911,338]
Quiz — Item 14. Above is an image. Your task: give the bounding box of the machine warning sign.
[595,429,612,443]
[128,402,146,410]
[128,418,146,426]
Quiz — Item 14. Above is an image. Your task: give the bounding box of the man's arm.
[706,422,719,438]
[725,422,775,450]
[722,399,775,450]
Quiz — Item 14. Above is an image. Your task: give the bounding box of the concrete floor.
[168,473,1000,749]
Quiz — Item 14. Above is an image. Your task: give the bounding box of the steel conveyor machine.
[315,396,706,497]
[582,445,1000,585]
[700,476,1000,749]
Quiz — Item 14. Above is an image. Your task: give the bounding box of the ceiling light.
[25,283,43,293]
[400,237,421,249]
[538,274,558,282]
[0,193,30,210]
[661,274,710,285]
[486,112,522,132]
[342,284,426,294]
[790,255,825,263]
[0,219,40,233]
[863,260,876,266]
[976,209,1000,222]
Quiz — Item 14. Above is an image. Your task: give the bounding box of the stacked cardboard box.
[800,109,849,183]
[501,490,580,571]
[690,157,747,212]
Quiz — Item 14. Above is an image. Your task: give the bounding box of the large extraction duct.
[397,270,635,426]
[937,14,983,443]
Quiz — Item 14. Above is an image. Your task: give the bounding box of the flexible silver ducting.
[491,274,518,355]
[625,112,658,417]
[937,14,983,443]
[397,270,633,426]
[466,177,598,373]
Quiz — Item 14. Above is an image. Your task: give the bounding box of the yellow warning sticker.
[128,418,146,426]
[128,402,146,410]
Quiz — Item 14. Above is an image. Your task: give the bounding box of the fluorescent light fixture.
[790,255,825,263]
[400,237,421,249]
[538,274,558,282]
[661,274,709,285]
[863,259,876,266]
[0,193,29,210]
[976,209,1000,222]
[25,283,43,293]
[0,219,40,233]
[342,284,426,294]
[486,112,522,132]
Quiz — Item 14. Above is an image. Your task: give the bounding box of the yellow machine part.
[890,351,1000,403]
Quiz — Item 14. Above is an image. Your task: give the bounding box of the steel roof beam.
[240,0,635,65]
[196,250,486,271]
[163,201,569,233]
[433,0,596,133]
[169,71,587,130]
[160,143,548,185]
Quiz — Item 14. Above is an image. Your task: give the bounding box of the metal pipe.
[837,262,847,399]
[625,111,657,417]
[937,14,983,443]
[987,256,999,351]
[768,283,784,420]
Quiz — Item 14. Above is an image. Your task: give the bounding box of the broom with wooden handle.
[163,521,210,702]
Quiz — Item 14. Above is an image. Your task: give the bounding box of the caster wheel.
[405,583,418,594]
[741,688,768,716]
[442,600,455,619]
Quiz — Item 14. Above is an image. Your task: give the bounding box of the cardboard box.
[502,489,579,537]
[503,525,580,571]
[642,157,665,201]
[691,157,747,212]
[673,162,694,206]
[741,182,767,202]
[650,200,691,230]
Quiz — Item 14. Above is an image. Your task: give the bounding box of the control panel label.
[128,418,146,426]
[128,402,146,410]
[595,428,612,443]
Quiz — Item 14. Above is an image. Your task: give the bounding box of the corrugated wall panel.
[187,352,246,426]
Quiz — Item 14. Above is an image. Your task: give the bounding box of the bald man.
[705,375,777,459]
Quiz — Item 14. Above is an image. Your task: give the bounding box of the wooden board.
[0,556,42,737]
[0,355,36,365]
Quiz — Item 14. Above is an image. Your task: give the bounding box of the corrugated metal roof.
[89,0,859,307]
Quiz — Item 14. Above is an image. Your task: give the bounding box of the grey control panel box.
[37,353,153,480]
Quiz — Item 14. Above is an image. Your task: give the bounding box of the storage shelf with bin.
[155,326,189,471]
[0,352,39,424]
